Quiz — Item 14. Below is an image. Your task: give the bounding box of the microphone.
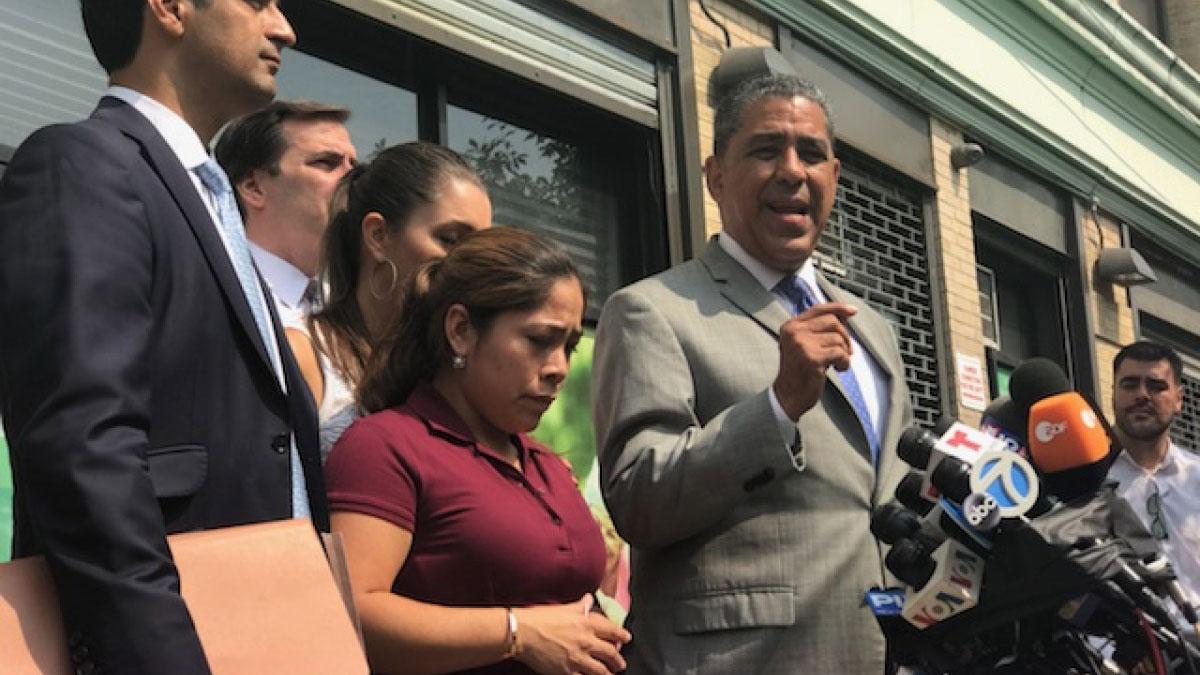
[894,421,1041,554]
[896,470,935,516]
[1026,391,1115,503]
[1008,358,1070,425]
[980,395,1029,459]
[1006,358,1117,504]
[899,539,986,629]
[897,422,1006,502]
[873,502,948,587]
[871,500,985,628]
[872,501,934,545]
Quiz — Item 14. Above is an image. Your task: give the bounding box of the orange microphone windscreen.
[1027,392,1109,474]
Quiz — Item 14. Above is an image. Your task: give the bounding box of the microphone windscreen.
[897,426,938,469]
[981,395,1010,425]
[1028,392,1110,473]
[896,470,934,516]
[1009,358,1070,413]
[885,538,935,588]
[871,502,921,545]
[982,396,1023,440]
[930,457,972,503]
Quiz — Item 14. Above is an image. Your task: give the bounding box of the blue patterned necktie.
[774,274,880,465]
[194,158,310,518]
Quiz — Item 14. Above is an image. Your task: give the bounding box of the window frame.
[284,0,671,319]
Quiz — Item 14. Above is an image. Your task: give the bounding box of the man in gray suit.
[593,74,914,673]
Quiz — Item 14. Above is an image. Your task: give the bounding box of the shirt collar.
[1113,442,1184,477]
[716,232,822,301]
[249,242,311,309]
[106,86,211,172]
[404,381,544,461]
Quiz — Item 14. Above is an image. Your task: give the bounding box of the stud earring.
[451,354,467,369]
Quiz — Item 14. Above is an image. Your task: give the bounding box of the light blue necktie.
[774,274,880,465]
[194,159,310,518]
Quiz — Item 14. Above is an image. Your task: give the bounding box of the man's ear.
[145,0,189,38]
[235,171,268,213]
[360,212,391,263]
[703,155,722,204]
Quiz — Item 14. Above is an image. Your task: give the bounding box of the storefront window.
[447,105,620,305]
[276,50,417,157]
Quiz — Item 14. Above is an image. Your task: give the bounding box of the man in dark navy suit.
[0,1,327,672]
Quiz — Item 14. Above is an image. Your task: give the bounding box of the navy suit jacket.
[0,97,328,674]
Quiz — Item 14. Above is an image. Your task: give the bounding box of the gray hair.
[712,74,836,157]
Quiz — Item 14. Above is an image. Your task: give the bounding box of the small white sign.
[956,352,988,412]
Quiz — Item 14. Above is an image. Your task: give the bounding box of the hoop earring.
[451,354,467,369]
[369,259,399,301]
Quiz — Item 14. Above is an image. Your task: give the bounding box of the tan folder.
[0,518,369,674]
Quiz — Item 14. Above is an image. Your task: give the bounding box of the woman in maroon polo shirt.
[326,227,631,675]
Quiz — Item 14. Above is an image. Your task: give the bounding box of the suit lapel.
[699,240,791,336]
[701,240,910,483]
[95,98,280,389]
[816,274,909,491]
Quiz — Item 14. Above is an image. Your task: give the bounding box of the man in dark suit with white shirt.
[0,1,326,672]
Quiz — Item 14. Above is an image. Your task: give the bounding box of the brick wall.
[1080,205,1136,422]
[929,119,985,425]
[689,0,773,237]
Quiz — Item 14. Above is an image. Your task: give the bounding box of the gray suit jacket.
[593,240,913,674]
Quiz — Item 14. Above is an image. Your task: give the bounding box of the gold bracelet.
[503,608,520,659]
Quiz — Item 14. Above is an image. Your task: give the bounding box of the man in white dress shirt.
[215,100,356,414]
[1108,340,1200,610]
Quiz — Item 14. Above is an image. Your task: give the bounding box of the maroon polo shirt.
[326,381,605,631]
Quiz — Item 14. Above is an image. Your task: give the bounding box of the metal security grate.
[818,151,941,429]
[1170,369,1200,454]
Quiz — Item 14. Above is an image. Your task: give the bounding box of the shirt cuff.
[768,385,800,448]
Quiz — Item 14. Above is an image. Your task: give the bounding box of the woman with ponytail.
[308,142,491,457]
[325,227,630,675]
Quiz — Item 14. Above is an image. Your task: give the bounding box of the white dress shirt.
[250,243,313,331]
[716,233,891,448]
[1108,443,1200,607]
[248,244,354,425]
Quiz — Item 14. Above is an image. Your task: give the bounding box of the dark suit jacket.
[0,97,329,674]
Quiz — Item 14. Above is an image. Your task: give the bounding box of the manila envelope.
[0,518,368,674]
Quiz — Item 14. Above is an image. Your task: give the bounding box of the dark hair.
[80,0,211,74]
[357,227,584,412]
[309,142,483,390]
[214,100,350,215]
[1114,340,1183,383]
[712,74,835,157]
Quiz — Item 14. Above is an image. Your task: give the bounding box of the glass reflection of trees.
[462,118,584,221]
[451,109,615,304]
